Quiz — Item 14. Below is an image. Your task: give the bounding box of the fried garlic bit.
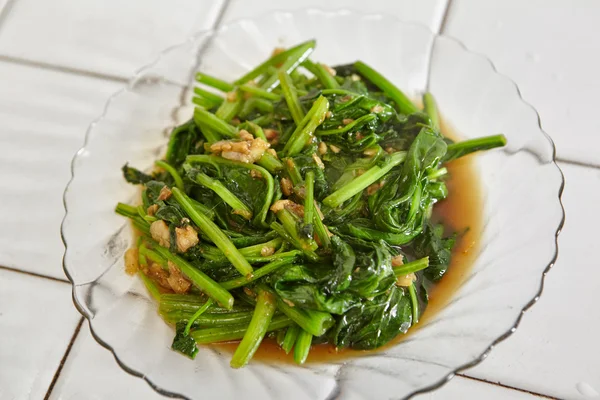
[396,273,416,287]
[150,220,199,253]
[210,129,270,164]
[280,177,293,196]
[391,255,404,267]
[175,225,199,253]
[157,186,172,201]
[260,246,275,257]
[167,261,192,294]
[270,200,305,218]
[150,220,171,248]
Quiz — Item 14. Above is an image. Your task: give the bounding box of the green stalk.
[276,329,287,347]
[195,72,233,91]
[408,284,419,324]
[279,70,305,124]
[393,257,429,276]
[231,288,277,368]
[193,87,224,108]
[235,40,316,85]
[354,61,418,115]
[282,324,300,354]
[294,329,313,364]
[323,151,407,208]
[239,97,274,119]
[317,114,377,136]
[154,160,184,191]
[283,96,329,156]
[304,171,315,226]
[159,294,249,314]
[138,271,162,302]
[444,134,507,162]
[193,107,238,138]
[139,244,167,268]
[274,294,334,336]
[151,243,234,309]
[161,310,254,326]
[257,152,283,173]
[220,257,296,290]
[185,155,274,228]
[284,158,303,185]
[194,120,221,144]
[239,85,280,101]
[115,202,138,218]
[422,92,440,131]
[215,93,243,122]
[260,43,316,91]
[184,298,214,335]
[171,187,254,278]
[270,223,319,262]
[303,59,340,89]
[199,238,282,261]
[190,314,292,344]
[191,172,252,220]
[277,209,317,251]
[312,206,331,250]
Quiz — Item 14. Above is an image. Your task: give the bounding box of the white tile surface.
[51,324,532,400]
[0,0,225,78]
[49,324,164,400]
[222,0,449,32]
[0,269,80,400]
[464,163,598,400]
[444,0,600,165]
[0,62,121,278]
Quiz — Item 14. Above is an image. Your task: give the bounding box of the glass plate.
[61,8,565,400]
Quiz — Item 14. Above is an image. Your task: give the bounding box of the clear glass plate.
[61,9,565,400]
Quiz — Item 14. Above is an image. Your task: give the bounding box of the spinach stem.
[273,292,334,336]
[354,61,418,115]
[190,315,292,344]
[138,271,162,302]
[234,40,316,85]
[408,284,419,324]
[193,107,238,138]
[154,160,184,191]
[422,92,440,131]
[317,114,376,136]
[191,172,252,220]
[283,96,329,156]
[185,155,275,228]
[304,171,315,226]
[220,257,297,290]
[171,187,254,278]
[303,59,340,89]
[393,257,430,276]
[445,134,507,162]
[279,70,305,125]
[323,151,407,208]
[231,288,276,368]
[184,298,214,335]
[294,329,313,364]
[150,242,234,309]
[282,324,300,354]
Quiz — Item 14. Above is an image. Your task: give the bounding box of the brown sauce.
[211,118,483,363]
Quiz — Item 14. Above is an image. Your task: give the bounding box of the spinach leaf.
[410,222,455,281]
[331,286,412,350]
[171,321,199,359]
[122,164,153,185]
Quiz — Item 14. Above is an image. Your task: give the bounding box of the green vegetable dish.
[116,40,506,367]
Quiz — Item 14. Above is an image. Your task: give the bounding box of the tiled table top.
[0,0,596,399]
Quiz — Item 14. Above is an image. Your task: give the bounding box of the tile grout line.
[43,317,85,400]
[0,54,129,83]
[456,374,558,399]
[0,264,70,284]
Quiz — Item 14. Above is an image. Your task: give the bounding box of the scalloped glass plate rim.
[60,7,565,399]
